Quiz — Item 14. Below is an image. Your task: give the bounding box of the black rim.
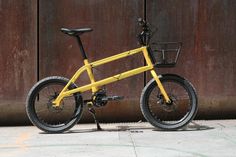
[146,79,193,126]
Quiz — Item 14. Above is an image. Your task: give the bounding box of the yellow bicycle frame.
[53,46,170,106]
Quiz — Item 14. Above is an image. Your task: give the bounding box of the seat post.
[76,36,87,59]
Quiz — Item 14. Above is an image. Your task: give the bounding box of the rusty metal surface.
[0,0,37,125]
[148,0,236,119]
[0,0,236,125]
[39,0,144,122]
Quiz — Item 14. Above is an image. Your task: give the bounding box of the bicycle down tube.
[53,46,171,106]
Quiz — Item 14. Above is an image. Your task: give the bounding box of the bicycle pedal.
[102,96,124,101]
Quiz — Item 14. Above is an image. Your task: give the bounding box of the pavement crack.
[128,131,138,157]
[217,123,226,128]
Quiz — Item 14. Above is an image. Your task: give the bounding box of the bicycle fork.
[142,48,171,104]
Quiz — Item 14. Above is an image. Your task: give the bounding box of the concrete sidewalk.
[0,120,236,157]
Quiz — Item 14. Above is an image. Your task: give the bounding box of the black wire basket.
[150,42,182,68]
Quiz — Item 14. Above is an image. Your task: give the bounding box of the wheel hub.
[157,94,177,112]
[47,92,64,113]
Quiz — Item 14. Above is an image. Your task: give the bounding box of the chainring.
[92,90,108,107]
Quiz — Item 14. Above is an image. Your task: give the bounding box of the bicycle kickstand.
[88,106,102,131]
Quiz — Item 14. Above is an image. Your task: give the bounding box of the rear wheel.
[26,76,83,133]
[140,74,198,130]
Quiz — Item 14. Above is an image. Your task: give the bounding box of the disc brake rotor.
[157,94,177,112]
[47,92,64,113]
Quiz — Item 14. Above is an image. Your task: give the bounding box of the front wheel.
[140,74,198,130]
[26,76,83,133]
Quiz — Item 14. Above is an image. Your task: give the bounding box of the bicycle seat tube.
[76,35,98,92]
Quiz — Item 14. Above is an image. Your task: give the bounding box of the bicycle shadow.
[39,124,153,134]
[40,121,214,134]
[40,122,215,134]
[153,121,214,132]
[64,125,151,134]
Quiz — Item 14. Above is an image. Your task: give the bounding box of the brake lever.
[137,18,145,26]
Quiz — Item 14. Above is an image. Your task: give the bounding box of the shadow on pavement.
[40,121,214,134]
[65,125,153,134]
[153,121,215,132]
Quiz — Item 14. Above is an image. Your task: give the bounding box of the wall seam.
[37,0,39,82]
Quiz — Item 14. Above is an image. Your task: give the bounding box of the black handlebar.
[137,18,152,46]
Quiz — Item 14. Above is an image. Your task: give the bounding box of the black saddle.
[61,28,93,36]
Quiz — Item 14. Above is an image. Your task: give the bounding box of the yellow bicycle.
[26,18,198,133]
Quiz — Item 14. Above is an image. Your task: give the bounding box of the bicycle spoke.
[31,82,79,128]
[147,79,192,125]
